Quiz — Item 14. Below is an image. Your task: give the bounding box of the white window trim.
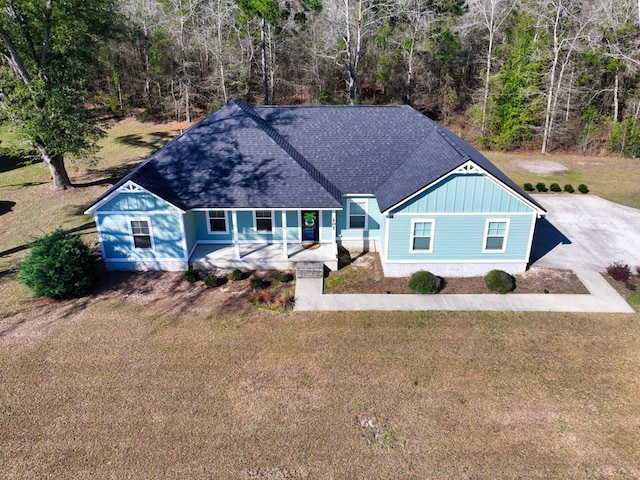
[207,210,230,234]
[129,217,154,250]
[346,198,368,230]
[482,218,510,253]
[409,219,435,253]
[253,210,274,233]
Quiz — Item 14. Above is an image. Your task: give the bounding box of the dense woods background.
[2,0,640,160]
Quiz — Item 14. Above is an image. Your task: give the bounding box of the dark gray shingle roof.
[96,101,544,213]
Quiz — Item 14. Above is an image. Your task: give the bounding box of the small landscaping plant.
[607,261,631,282]
[408,270,442,294]
[484,269,516,293]
[522,182,534,192]
[550,183,561,192]
[204,274,219,287]
[563,184,574,193]
[183,269,199,283]
[250,276,264,289]
[273,271,294,283]
[228,268,243,281]
[535,182,547,192]
[18,229,100,299]
[578,183,589,193]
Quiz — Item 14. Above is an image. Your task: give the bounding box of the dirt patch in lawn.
[509,159,569,175]
[324,252,588,294]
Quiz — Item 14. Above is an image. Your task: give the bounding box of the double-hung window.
[208,210,228,233]
[255,210,273,232]
[347,199,367,229]
[130,219,152,249]
[410,220,434,252]
[483,220,509,252]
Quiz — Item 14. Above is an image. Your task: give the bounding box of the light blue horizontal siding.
[386,214,534,261]
[336,196,383,239]
[397,174,533,214]
[98,192,175,212]
[321,211,333,242]
[194,211,234,241]
[184,211,198,253]
[98,212,186,260]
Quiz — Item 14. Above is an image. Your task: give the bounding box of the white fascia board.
[84,181,185,214]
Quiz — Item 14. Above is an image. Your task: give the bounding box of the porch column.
[231,210,241,259]
[331,210,338,257]
[281,210,288,259]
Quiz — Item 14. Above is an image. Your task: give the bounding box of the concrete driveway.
[530,195,640,272]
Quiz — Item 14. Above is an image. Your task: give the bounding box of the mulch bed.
[324,252,589,295]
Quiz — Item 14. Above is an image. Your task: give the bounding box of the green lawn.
[1,121,640,478]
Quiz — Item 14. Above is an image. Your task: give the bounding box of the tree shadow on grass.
[0,201,16,216]
[116,131,177,151]
[0,150,39,174]
[73,162,140,189]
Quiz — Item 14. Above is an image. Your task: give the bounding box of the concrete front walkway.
[294,270,634,313]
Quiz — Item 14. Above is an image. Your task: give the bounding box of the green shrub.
[273,271,293,283]
[183,269,199,283]
[229,269,243,281]
[18,229,100,299]
[408,271,442,294]
[483,269,516,293]
[249,277,264,289]
[535,182,547,192]
[522,182,534,192]
[204,274,219,287]
[563,184,574,193]
[578,184,589,193]
[550,183,561,192]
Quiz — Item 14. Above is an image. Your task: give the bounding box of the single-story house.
[85,101,546,277]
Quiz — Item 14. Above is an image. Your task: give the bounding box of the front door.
[301,210,319,243]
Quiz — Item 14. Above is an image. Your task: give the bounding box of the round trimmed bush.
[535,182,547,192]
[183,269,199,283]
[249,277,264,289]
[550,183,561,192]
[408,270,442,294]
[563,184,574,193]
[483,269,516,294]
[522,182,534,192]
[273,271,293,283]
[228,269,243,281]
[578,183,589,193]
[18,229,100,299]
[204,274,219,287]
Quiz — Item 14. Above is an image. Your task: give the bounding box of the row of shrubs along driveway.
[530,194,640,272]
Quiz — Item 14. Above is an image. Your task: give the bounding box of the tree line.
[1,0,640,190]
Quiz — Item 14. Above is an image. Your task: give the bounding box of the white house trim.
[206,209,230,234]
[84,180,185,214]
[382,160,545,217]
[127,216,155,250]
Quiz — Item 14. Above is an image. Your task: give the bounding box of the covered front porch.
[189,242,338,271]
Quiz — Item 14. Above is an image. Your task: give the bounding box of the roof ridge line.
[436,128,471,161]
[234,101,344,203]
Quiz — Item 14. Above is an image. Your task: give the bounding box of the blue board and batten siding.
[381,173,539,276]
[94,190,189,271]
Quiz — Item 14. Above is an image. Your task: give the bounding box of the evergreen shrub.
[550,183,561,192]
[183,269,199,283]
[563,184,574,193]
[408,271,442,294]
[273,271,293,283]
[578,184,589,193]
[229,269,243,281]
[204,274,219,287]
[18,229,100,299]
[535,182,547,192]
[522,182,534,192]
[250,277,264,289]
[483,269,516,293]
